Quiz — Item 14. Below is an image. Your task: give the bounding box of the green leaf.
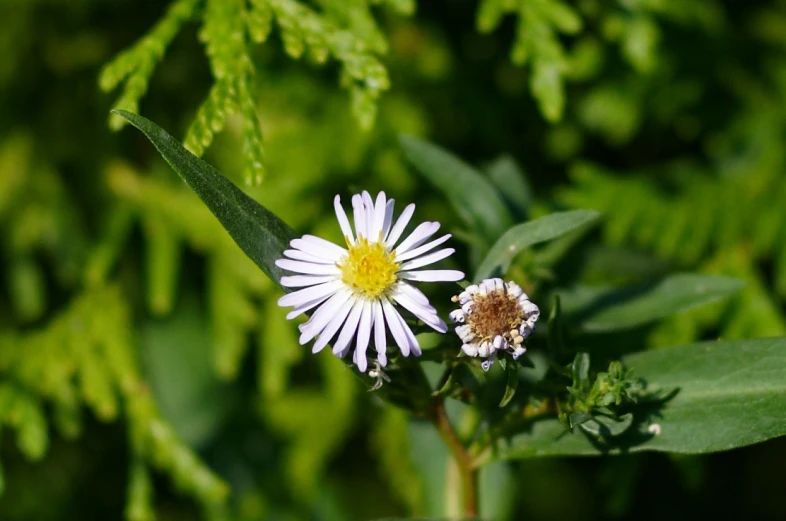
[498,337,786,457]
[579,413,634,437]
[571,352,590,386]
[474,210,600,281]
[547,294,567,359]
[112,110,296,286]
[499,363,519,407]
[399,135,514,242]
[486,156,533,216]
[559,273,745,332]
[531,60,564,122]
[140,295,233,448]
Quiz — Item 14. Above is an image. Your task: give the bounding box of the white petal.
[352,194,368,240]
[449,310,465,323]
[394,222,440,255]
[354,301,373,372]
[522,301,540,318]
[393,308,423,357]
[283,249,334,264]
[391,290,436,318]
[301,234,347,257]
[311,296,356,353]
[280,275,335,288]
[381,199,395,240]
[371,192,387,241]
[373,301,387,366]
[299,290,352,343]
[395,234,452,262]
[381,299,411,357]
[392,292,447,333]
[334,195,355,245]
[455,324,473,341]
[332,299,364,356]
[362,191,376,239]
[385,203,415,247]
[276,259,340,276]
[399,248,455,271]
[393,282,431,306]
[285,292,332,320]
[512,346,526,359]
[462,343,479,357]
[278,280,342,308]
[506,281,523,297]
[291,236,345,261]
[399,270,464,282]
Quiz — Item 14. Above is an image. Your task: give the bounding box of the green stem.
[430,399,477,518]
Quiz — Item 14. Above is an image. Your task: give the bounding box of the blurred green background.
[1,0,786,520]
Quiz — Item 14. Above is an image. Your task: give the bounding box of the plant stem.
[430,399,477,518]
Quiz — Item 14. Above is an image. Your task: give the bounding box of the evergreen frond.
[99,0,200,131]
[558,161,786,340]
[103,0,402,184]
[0,286,229,519]
[477,0,582,122]
[105,161,269,379]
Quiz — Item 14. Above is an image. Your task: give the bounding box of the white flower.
[449,278,539,371]
[276,191,464,372]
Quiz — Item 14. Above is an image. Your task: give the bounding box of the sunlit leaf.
[559,274,745,332]
[498,337,786,457]
[112,110,296,286]
[474,210,600,281]
[486,156,533,217]
[399,135,514,243]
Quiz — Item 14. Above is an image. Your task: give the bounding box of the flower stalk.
[430,398,478,517]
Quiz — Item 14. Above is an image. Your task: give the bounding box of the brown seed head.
[467,290,524,342]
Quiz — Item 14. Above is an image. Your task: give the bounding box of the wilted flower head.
[450,278,539,371]
[276,191,464,372]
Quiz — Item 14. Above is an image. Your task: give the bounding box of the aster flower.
[275,191,464,372]
[449,278,540,371]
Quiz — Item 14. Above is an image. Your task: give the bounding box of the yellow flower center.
[338,237,399,299]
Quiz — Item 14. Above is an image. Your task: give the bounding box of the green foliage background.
[1,0,786,519]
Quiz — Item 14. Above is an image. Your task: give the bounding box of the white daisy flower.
[276,191,464,372]
[449,278,539,371]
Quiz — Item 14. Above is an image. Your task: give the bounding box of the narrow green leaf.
[112,110,296,286]
[474,210,600,281]
[399,135,514,242]
[572,352,590,386]
[486,156,533,216]
[559,273,745,332]
[498,337,786,457]
[547,294,567,359]
[499,363,519,407]
[140,295,232,448]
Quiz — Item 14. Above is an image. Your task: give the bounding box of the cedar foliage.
[2,0,786,519]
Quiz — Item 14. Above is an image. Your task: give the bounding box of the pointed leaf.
[112,110,295,286]
[499,363,519,407]
[474,210,600,281]
[399,135,514,242]
[486,156,533,216]
[497,337,786,457]
[571,352,590,386]
[559,274,745,332]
